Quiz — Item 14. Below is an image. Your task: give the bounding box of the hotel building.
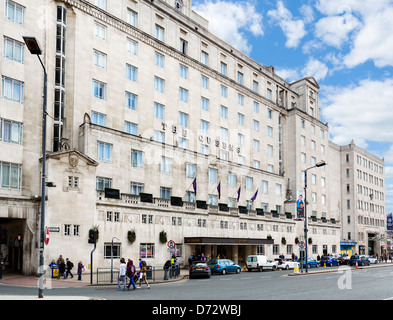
[0,0,386,275]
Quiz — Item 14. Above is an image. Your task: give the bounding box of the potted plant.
[127,229,136,244]
[159,230,167,244]
[281,237,287,245]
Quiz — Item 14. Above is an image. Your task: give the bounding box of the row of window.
[91,3,281,105]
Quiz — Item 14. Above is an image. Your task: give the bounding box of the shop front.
[184,236,274,265]
[340,241,357,257]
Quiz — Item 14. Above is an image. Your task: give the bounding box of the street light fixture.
[304,160,326,273]
[23,36,47,298]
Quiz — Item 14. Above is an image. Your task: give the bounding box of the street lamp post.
[23,36,47,298]
[304,160,326,273]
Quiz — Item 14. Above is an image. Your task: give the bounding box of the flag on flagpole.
[251,188,258,202]
[237,186,241,202]
[217,182,221,199]
[192,177,197,196]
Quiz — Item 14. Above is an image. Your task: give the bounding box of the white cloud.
[275,67,300,83]
[267,1,307,48]
[321,79,393,154]
[301,58,329,81]
[315,0,393,68]
[192,0,263,55]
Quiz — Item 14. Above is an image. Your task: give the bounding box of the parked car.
[320,256,339,266]
[247,255,278,271]
[298,257,320,268]
[366,256,378,264]
[207,259,241,275]
[189,261,211,279]
[349,255,370,266]
[275,258,299,270]
[337,256,350,265]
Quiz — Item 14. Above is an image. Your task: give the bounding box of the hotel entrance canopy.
[185,236,274,246]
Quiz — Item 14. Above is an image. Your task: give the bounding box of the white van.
[246,255,278,271]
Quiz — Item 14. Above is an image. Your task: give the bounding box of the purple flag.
[251,189,258,202]
[237,186,241,202]
[217,182,221,199]
[192,177,197,196]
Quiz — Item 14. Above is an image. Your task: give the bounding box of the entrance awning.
[184,236,274,246]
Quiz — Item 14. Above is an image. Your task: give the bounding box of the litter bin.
[146,266,153,280]
[51,266,59,278]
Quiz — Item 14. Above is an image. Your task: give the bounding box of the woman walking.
[137,260,150,289]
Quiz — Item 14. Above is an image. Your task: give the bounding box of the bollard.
[294,263,299,273]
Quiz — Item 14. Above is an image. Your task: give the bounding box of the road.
[1,265,393,301]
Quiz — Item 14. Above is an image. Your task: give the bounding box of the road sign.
[298,240,305,249]
[45,227,50,245]
[167,240,175,249]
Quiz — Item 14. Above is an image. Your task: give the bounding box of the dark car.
[189,261,211,279]
[349,255,370,266]
[320,256,339,267]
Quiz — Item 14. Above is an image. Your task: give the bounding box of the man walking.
[65,258,74,279]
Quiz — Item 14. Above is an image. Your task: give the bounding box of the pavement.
[0,268,189,288]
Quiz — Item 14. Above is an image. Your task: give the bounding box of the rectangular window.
[209,168,217,183]
[127,38,138,55]
[179,87,188,102]
[153,130,165,143]
[228,173,236,187]
[154,102,165,119]
[154,77,165,93]
[155,25,164,41]
[2,76,24,103]
[96,177,112,191]
[94,21,107,40]
[130,181,144,195]
[0,118,23,145]
[5,0,25,25]
[125,92,138,110]
[131,149,143,168]
[127,8,138,27]
[91,111,106,126]
[97,141,112,162]
[179,112,189,127]
[161,156,172,174]
[179,64,188,79]
[140,243,155,258]
[92,79,106,100]
[155,52,165,68]
[160,187,171,199]
[126,64,138,81]
[4,37,24,63]
[125,121,138,135]
[93,49,106,69]
[0,161,21,189]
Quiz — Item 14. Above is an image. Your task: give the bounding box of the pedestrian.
[137,260,150,289]
[57,255,65,265]
[48,259,56,268]
[58,259,66,279]
[201,253,206,262]
[164,259,171,280]
[65,258,74,279]
[188,253,194,266]
[127,259,136,290]
[118,258,127,290]
[170,255,176,278]
[77,260,84,281]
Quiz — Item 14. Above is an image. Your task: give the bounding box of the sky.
[191,0,393,215]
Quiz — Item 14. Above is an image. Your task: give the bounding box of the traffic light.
[0,229,8,245]
[88,229,98,244]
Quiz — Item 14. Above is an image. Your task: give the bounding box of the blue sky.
[192,0,393,214]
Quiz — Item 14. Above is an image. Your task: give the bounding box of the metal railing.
[96,266,181,284]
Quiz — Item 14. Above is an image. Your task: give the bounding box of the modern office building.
[0,0,386,275]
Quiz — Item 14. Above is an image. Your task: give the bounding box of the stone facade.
[0,0,386,274]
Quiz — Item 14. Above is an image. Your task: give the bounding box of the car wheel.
[285,265,289,270]
[258,266,263,272]
[236,268,241,274]
[222,269,227,275]
[272,266,277,271]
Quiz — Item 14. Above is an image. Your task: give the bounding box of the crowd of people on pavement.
[117,258,150,290]
[48,255,85,280]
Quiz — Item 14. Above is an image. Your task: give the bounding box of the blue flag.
[237,186,241,202]
[192,177,197,196]
[217,182,221,199]
[251,189,258,202]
